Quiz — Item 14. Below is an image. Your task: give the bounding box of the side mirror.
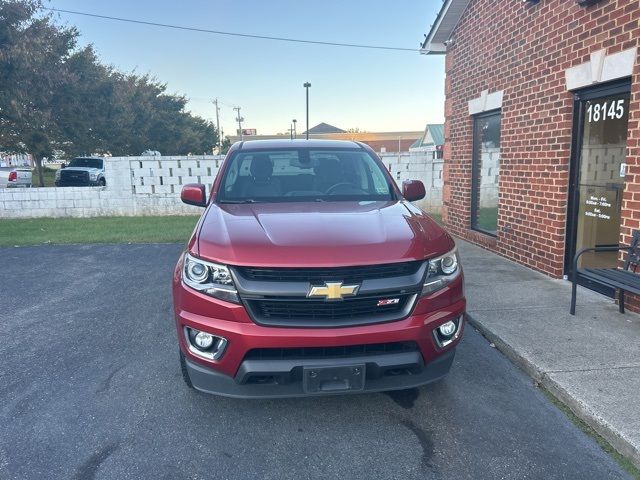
[402,180,426,202]
[181,184,207,207]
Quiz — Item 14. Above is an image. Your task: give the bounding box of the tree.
[0,0,220,184]
[0,0,77,185]
[220,136,232,154]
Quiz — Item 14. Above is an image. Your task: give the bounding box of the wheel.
[179,350,195,389]
[98,178,106,187]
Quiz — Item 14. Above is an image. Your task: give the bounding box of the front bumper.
[174,253,466,397]
[184,347,456,398]
[55,180,101,187]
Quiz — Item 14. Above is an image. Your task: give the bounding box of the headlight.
[182,253,239,303]
[89,172,98,181]
[422,247,460,295]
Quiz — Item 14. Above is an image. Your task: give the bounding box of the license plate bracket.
[303,364,366,393]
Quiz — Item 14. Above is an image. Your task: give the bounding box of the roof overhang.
[420,0,472,55]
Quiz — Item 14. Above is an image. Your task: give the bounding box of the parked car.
[0,167,32,188]
[55,157,106,187]
[172,139,465,398]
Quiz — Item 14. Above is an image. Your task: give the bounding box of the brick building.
[422,0,639,296]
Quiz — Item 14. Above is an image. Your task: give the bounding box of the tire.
[179,350,195,390]
[98,178,106,187]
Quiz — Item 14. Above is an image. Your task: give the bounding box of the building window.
[471,111,501,235]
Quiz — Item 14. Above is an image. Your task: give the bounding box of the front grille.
[245,293,414,327]
[235,261,422,283]
[60,170,89,185]
[244,341,419,361]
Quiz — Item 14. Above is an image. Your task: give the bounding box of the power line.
[45,8,420,52]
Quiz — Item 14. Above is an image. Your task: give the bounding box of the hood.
[196,201,453,267]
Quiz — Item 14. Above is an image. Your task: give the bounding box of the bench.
[570,230,640,315]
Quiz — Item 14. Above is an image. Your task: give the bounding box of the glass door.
[566,82,630,277]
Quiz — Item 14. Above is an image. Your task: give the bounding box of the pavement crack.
[399,419,435,470]
[73,442,120,480]
[96,365,125,394]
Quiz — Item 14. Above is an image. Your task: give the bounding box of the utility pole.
[303,82,311,140]
[292,119,297,139]
[233,106,244,141]
[290,123,294,140]
[213,99,221,153]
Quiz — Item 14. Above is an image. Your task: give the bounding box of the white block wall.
[380,152,444,213]
[0,153,444,218]
[0,155,223,218]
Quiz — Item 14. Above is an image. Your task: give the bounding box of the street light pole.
[292,119,297,139]
[233,106,244,141]
[213,98,221,152]
[303,82,311,140]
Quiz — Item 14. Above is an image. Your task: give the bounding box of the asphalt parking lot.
[0,244,631,480]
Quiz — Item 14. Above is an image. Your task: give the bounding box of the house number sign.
[587,99,625,123]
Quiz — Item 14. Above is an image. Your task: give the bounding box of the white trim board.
[468,90,504,115]
[565,48,637,91]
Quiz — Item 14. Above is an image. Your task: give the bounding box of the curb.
[466,313,640,470]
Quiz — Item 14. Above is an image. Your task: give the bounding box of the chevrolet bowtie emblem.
[307,281,360,301]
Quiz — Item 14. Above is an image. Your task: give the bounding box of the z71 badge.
[377,298,400,307]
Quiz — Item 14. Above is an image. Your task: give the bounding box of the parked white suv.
[55,157,106,187]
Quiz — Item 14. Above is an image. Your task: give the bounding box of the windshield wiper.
[220,199,258,204]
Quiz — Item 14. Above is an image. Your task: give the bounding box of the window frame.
[470,109,502,237]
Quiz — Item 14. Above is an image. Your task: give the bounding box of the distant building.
[302,123,346,135]
[0,153,33,167]
[229,123,422,153]
[409,124,444,160]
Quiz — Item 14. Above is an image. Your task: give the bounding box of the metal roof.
[427,124,445,146]
[303,122,346,134]
[421,0,472,55]
[411,124,445,148]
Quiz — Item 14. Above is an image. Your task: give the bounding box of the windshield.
[218,149,395,203]
[68,158,103,169]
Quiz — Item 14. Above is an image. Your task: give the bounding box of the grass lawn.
[2,211,443,247]
[31,167,58,187]
[0,216,201,246]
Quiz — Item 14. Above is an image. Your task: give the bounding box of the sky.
[46,0,445,136]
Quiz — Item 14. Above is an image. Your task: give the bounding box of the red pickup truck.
[172,139,465,398]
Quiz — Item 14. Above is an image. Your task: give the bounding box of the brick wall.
[442,0,640,278]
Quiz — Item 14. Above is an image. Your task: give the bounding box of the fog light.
[194,331,214,350]
[184,327,228,361]
[439,320,457,337]
[432,315,464,349]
